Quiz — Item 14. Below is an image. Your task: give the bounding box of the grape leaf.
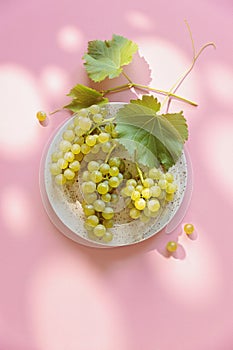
[83,34,138,82]
[64,84,108,112]
[115,99,188,170]
[130,95,161,113]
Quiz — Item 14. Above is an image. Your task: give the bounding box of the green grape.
[141,188,151,199]
[158,190,166,200]
[59,140,72,152]
[143,207,151,218]
[63,168,75,180]
[90,170,103,183]
[51,151,63,162]
[147,199,160,212]
[82,181,96,194]
[74,136,84,145]
[97,182,109,195]
[86,135,97,147]
[102,207,114,220]
[73,116,80,126]
[87,161,100,172]
[124,185,135,196]
[103,219,114,229]
[91,144,101,154]
[131,190,141,201]
[109,157,121,167]
[101,193,111,202]
[134,198,146,210]
[83,204,95,216]
[109,166,119,177]
[98,132,110,143]
[99,163,110,175]
[148,168,161,180]
[93,113,103,123]
[78,108,89,117]
[64,151,75,162]
[82,170,90,181]
[63,130,75,142]
[81,144,91,154]
[165,172,174,182]
[140,214,150,223]
[93,199,105,212]
[184,224,194,235]
[50,163,62,175]
[126,179,137,187]
[67,122,74,130]
[102,232,113,242]
[111,193,118,203]
[143,178,154,188]
[71,143,81,155]
[118,173,123,182]
[83,192,97,204]
[109,176,120,188]
[101,142,112,153]
[55,174,66,185]
[166,183,177,194]
[89,104,100,114]
[135,185,143,193]
[86,215,99,227]
[150,185,161,197]
[74,126,85,136]
[129,207,141,219]
[75,153,84,162]
[79,117,92,131]
[69,160,80,172]
[93,224,106,237]
[57,158,68,170]
[111,129,118,138]
[166,241,178,252]
[165,193,174,202]
[158,179,168,190]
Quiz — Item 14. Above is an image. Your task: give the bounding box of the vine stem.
[105,144,116,163]
[135,163,144,184]
[163,21,216,112]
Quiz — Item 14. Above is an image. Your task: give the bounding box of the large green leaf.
[130,95,161,113]
[83,34,138,82]
[64,84,108,112]
[115,100,188,170]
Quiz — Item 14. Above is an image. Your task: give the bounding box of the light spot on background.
[205,63,233,107]
[199,119,233,197]
[0,65,43,156]
[0,185,33,234]
[57,26,84,52]
[29,255,128,350]
[40,65,69,97]
[126,11,153,30]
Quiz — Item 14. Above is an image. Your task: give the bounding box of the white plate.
[40,103,188,247]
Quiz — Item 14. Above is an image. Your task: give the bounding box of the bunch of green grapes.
[49,105,118,185]
[80,157,124,242]
[121,167,177,223]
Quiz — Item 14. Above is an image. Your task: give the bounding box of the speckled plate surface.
[40,103,188,248]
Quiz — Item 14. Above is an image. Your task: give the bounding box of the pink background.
[0,0,233,349]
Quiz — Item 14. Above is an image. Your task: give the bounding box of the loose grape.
[86,135,97,147]
[90,170,103,183]
[63,168,75,180]
[89,104,100,114]
[140,214,150,223]
[102,231,113,242]
[98,132,110,143]
[50,163,62,175]
[55,174,66,185]
[64,151,75,162]
[129,208,141,219]
[166,241,178,252]
[57,158,68,170]
[97,182,109,195]
[69,160,80,172]
[93,113,103,123]
[86,215,99,227]
[109,157,121,167]
[87,161,100,172]
[79,117,92,131]
[82,170,90,181]
[101,142,112,153]
[147,199,160,212]
[109,176,120,188]
[102,207,114,220]
[143,178,154,188]
[83,192,97,204]
[63,130,75,142]
[131,190,141,201]
[135,198,146,210]
[82,181,96,194]
[83,204,95,216]
[99,163,110,175]
[36,110,47,121]
[184,224,194,235]
[93,224,106,237]
[91,144,101,154]
[59,140,72,152]
[109,166,119,177]
[93,199,105,212]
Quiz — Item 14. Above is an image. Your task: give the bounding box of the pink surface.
[0,1,233,349]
